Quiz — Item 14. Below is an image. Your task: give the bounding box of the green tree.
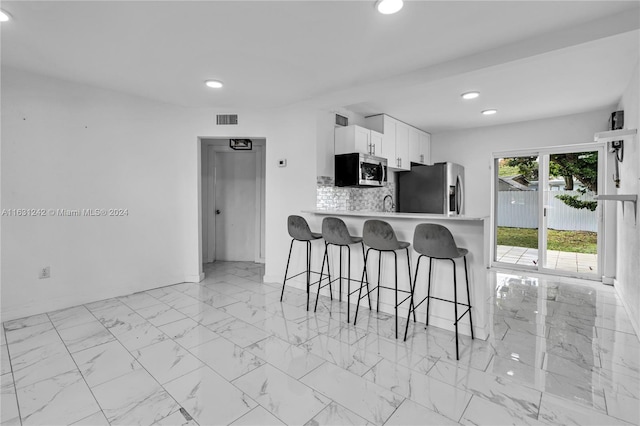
[504,152,598,211]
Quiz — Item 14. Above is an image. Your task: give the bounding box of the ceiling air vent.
[335,114,348,127]
[216,114,238,125]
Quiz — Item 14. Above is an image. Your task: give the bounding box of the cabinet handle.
[372,144,375,155]
[420,154,424,163]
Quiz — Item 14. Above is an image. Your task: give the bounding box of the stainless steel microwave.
[335,153,387,187]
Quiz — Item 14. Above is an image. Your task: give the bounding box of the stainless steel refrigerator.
[397,162,464,215]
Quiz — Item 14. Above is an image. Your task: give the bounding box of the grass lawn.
[497,227,597,254]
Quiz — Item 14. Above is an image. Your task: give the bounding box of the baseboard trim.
[1,275,190,323]
[263,274,281,285]
[185,273,205,283]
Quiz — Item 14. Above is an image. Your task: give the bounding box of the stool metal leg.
[354,247,371,326]
[404,254,424,341]
[338,247,343,302]
[306,241,312,310]
[280,239,295,302]
[362,242,372,309]
[464,255,474,340]
[326,244,332,300]
[425,257,433,326]
[314,243,329,312]
[452,258,459,360]
[346,245,351,322]
[393,251,398,339]
[405,248,416,323]
[377,251,382,312]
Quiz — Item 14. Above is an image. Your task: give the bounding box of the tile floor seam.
[457,393,476,423]
[48,318,110,425]
[2,326,24,426]
[85,301,194,425]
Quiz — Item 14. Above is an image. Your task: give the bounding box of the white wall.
[0,68,317,322]
[615,60,640,336]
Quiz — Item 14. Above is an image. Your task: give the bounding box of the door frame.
[201,139,265,264]
[491,142,607,281]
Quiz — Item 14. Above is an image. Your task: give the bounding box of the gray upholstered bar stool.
[403,223,473,360]
[353,219,416,339]
[280,215,331,311]
[315,217,367,322]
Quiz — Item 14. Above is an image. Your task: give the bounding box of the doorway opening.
[200,138,266,265]
[493,145,604,280]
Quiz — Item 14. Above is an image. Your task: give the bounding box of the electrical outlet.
[39,266,50,279]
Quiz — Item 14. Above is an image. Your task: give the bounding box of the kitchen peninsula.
[303,210,491,340]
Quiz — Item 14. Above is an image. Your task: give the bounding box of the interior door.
[214,151,257,261]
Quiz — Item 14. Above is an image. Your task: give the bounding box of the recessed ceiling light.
[205,80,223,89]
[482,109,497,115]
[375,0,403,15]
[461,91,480,100]
[0,9,12,22]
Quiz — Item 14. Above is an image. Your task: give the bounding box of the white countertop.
[303,210,488,221]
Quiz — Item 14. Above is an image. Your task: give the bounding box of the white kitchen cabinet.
[334,125,382,156]
[409,129,431,165]
[365,114,395,163]
[370,130,383,157]
[366,114,425,171]
[394,123,410,170]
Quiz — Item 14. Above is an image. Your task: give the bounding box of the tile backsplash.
[317,176,395,212]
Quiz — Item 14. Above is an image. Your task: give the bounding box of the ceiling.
[2,1,639,133]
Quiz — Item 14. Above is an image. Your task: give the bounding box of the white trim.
[199,138,266,265]
[0,275,187,323]
[185,273,205,283]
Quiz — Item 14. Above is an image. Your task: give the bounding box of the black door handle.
[216,209,221,215]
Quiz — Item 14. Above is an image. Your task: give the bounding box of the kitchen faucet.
[383,195,395,213]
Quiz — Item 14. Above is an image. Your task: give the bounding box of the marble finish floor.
[1,262,638,425]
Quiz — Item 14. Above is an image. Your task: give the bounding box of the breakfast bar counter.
[302,210,492,340]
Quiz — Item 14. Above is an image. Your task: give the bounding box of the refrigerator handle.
[456,175,463,215]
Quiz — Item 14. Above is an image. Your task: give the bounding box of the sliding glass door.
[494,146,603,279]
[495,155,540,270]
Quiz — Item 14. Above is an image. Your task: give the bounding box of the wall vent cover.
[335,114,348,127]
[216,114,238,125]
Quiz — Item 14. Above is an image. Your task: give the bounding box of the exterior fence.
[497,190,597,232]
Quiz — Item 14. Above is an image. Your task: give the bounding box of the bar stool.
[280,215,331,311]
[354,219,416,339]
[403,223,473,360]
[315,217,368,322]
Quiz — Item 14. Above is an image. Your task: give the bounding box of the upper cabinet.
[395,123,409,170]
[335,125,383,156]
[409,128,431,165]
[365,114,430,171]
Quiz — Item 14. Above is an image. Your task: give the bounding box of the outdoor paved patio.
[496,245,598,275]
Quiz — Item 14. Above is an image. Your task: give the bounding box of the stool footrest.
[454,307,472,325]
[376,285,412,295]
[326,276,365,286]
[283,270,330,288]
[425,295,471,308]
